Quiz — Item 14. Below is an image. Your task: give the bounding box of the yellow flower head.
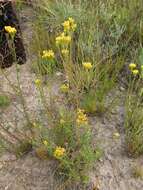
[62,17,77,32]
[76,108,88,126]
[5,26,17,37]
[43,140,48,146]
[60,83,69,93]
[68,17,75,24]
[132,69,139,75]
[61,49,69,56]
[56,33,71,45]
[32,122,37,127]
[82,62,93,70]
[129,63,136,70]
[113,132,120,139]
[62,20,71,31]
[35,79,41,86]
[42,50,55,60]
[69,18,77,31]
[32,122,42,129]
[54,146,66,159]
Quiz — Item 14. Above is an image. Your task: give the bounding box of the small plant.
[80,90,97,115]
[132,164,143,179]
[125,95,143,156]
[31,107,100,183]
[53,109,100,183]
[80,59,121,115]
[39,49,56,75]
[0,95,10,108]
[124,63,143,156]
[14,140,32,157]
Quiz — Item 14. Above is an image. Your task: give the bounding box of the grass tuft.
[0,95,11,108]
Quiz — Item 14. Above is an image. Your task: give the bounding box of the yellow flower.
[141,65,143,70]
[43,140,48,146]
[62,20,71,32]
[60,119,66,124]
[62,17,77,32]
[132,69,139,75]
[56,33,71,45]
[129,63,136,70]
[32,122,42,129]
[35,79,41,86]
[76,109,88,126]
[68,17,77,31]
[61,49,69,56]
[60,84,69,93]
[54,146,66,159]
[82,62,93,70]
[5,26,17,37]
[32,122,37,127]
[68,17,75,24]
[42,50,55,60]
[113,132,120,139]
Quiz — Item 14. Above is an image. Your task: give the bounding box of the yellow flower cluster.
[113,132,120,139]
[56,33,71,45]
[42,50,55,60]
[61,49,69,56]
[43,140,48,146]
[35,79,41,86]
[54,146,66,159]
[60,83,69,93]
[132,69,139,75]
[5,26,17,36]
[82,62,93,70]
[129,63,136,70]
[129,63,139,76]
[76,109,88,126]
[62,17,77,32]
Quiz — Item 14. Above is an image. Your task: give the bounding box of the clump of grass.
[0,95,10,108]
[32,1,125,114]
[80,91,97,115]
[14,140,32,158]
[124,63,143,156]
[80,89,107,116]
[125,95,143,156]
[79,58,123,115]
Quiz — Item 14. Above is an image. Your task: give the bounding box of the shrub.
[32,108,100,183]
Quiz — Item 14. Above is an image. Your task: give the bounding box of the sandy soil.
[0,5,143,190]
